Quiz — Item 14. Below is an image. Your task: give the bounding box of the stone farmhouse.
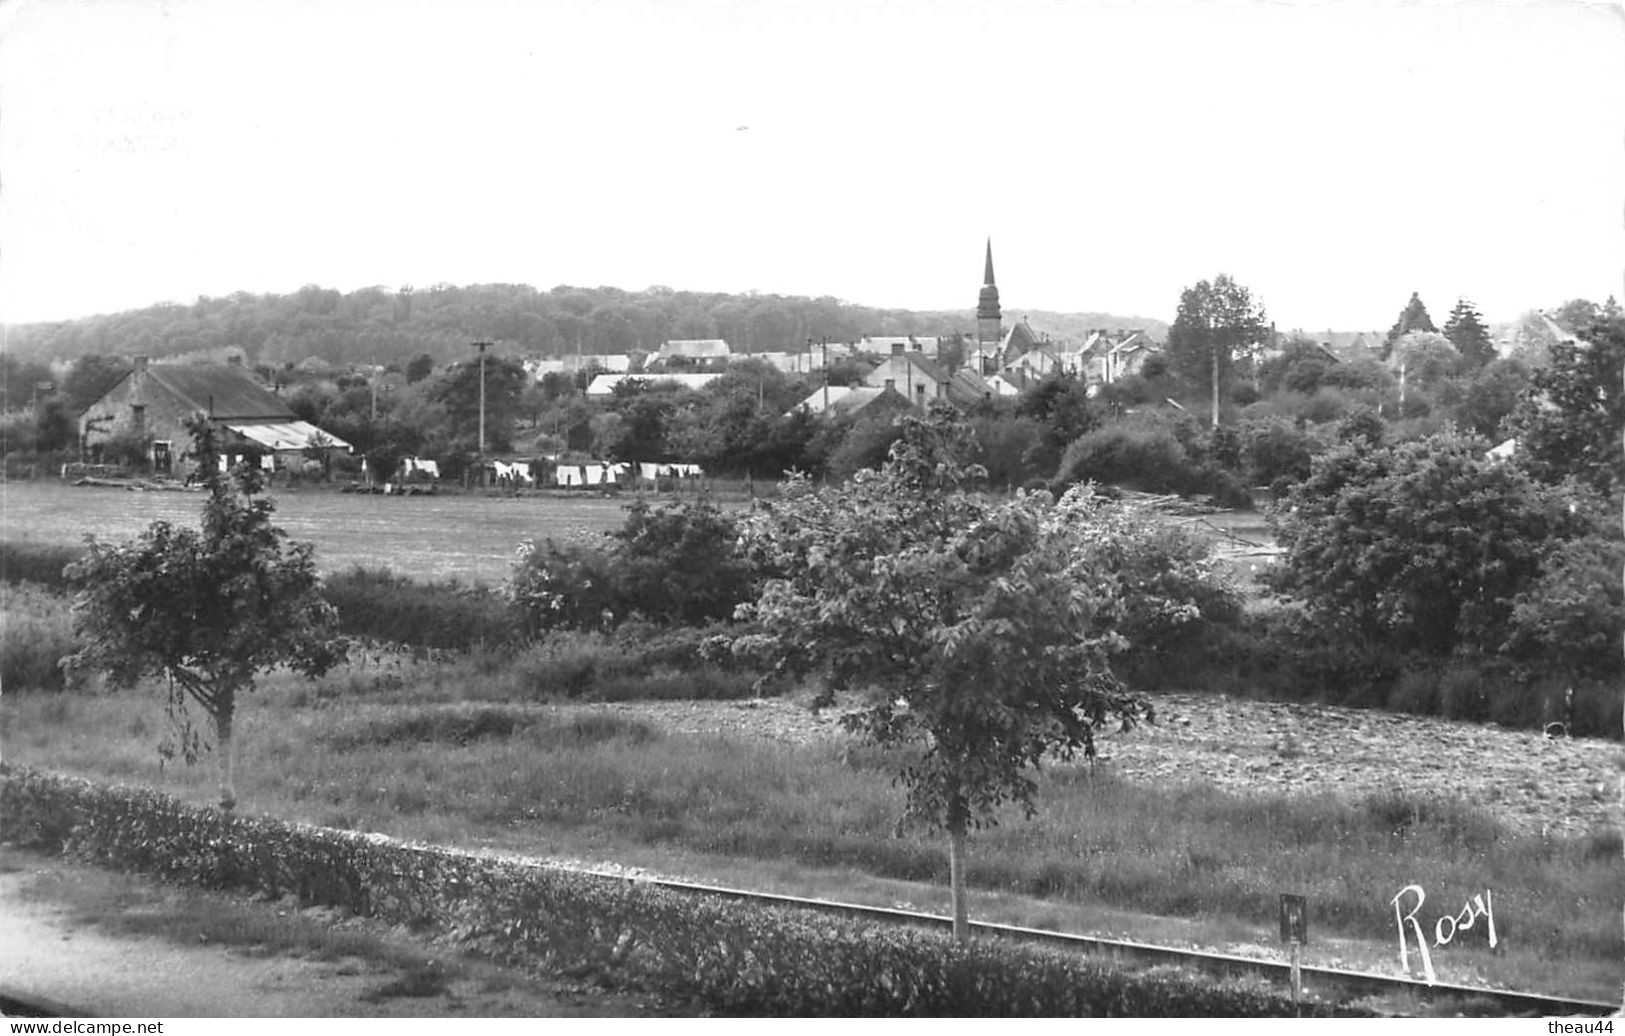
[79,356,350,476]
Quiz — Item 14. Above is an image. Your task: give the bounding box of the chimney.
[891,342,905,356]
[227,354,242,366]
[884,379,897,393]
[134,356,149,372]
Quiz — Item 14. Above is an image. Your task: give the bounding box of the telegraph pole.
[473,340,492,455]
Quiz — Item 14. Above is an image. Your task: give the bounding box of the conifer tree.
[1443,297,1495,368]
[1384,292,1436,358]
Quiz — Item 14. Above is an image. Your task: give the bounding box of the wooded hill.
[2,283,1169,368]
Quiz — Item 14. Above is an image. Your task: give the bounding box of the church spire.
[977,238,1003,351]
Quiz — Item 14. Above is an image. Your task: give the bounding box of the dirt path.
[0,847,692,1018]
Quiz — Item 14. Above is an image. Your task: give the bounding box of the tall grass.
[320,566,522,651]
[0,584,78,691]
[0,541,83,589]
[4,672,1618,972]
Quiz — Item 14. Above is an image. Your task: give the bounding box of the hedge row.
[320,566,523,651]
[0,765,1356,1017]
[0,541,83,589]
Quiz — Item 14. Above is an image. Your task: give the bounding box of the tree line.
[1,281,1165,371]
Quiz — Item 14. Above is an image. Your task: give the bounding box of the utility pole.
[821,337,829,413]
[1209,315,1221,429]
[473,339,492,468]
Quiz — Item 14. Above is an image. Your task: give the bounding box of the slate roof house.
[654,338,732,369]
[787,384,912,420]
[79,356,350,475]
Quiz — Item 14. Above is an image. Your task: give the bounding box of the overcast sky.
[2,0,1621,334]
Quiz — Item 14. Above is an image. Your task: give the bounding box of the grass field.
[2,479,1278,587]
[2,649,1619,1003]
[1,480,656,583]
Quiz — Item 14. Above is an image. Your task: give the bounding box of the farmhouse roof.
[529,354,637,378]
[787,384,908,418]
[585,372,725,396]
[946,368,996,405]
[659,338,732,360]
[130,363,296,421]
[857,336,941,358]
[226,420,352,453]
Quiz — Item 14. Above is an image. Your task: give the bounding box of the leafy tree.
[1243,418,1319,489]
[1267,431,1596,656]
[1390,331,1462,417]
[1453,357,1529,440]
[735,409,1150,941]
[405,353,436,384]
[824,413,906,481]
[1,355,55,411]
[64,417,347,810]
[427,354,528,452]
[1334,406,1385,447]
[1501,531,1624,678]
[33,397,77,452]
[1163,274,1269,425]
[507,498,754,632]
[1383,292,1437,358]
[1015,372,1099,478]
[1442,298,1495,369]
[1505,315,1624,496]
[1550,298,1601,334]
[1258,336,1336,396]
[61,354,131,414]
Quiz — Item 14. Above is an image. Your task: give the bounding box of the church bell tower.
[976,238,1003,354]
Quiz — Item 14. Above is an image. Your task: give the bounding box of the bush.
[323,566,522,651]
[507,498,756,633]
[0,766,1358,1017]
[1502,533,1624,678]
[0,584,77,692]
[1142,602,1620,738]
[0,541,84,589]
[1268,432,1599,656]
[1242,419,1319,487]
[509,623,763,701]
[1054,416,1189,492]
[1385,669,1440,717]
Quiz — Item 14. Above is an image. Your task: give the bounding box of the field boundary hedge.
[0,764,1355,1017]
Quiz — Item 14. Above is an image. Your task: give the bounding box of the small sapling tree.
[736,408,1150,942]
[65,415,347,810]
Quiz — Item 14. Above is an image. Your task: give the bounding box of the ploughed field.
[606,693,1620,839]
[1,480,645,583]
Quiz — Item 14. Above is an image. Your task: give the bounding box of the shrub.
[508,623,763,701]
[0,541,84,589]
[1268,432,1599,656]
[506,498,756,633]
[0,584,77,692]
[825,416,908,482]
[1054,416,1189,492]
[0,766,1356,1017]
[1502,533,1624,679]
[323,566,522,650]
[1384,669,1440,717]
[1242,418,1319,487]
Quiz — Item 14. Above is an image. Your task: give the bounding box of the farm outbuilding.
[79,356,350,476]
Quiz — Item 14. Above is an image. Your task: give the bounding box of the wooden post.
[1279,892,1308,1016]
[1290,940,1302,1016]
